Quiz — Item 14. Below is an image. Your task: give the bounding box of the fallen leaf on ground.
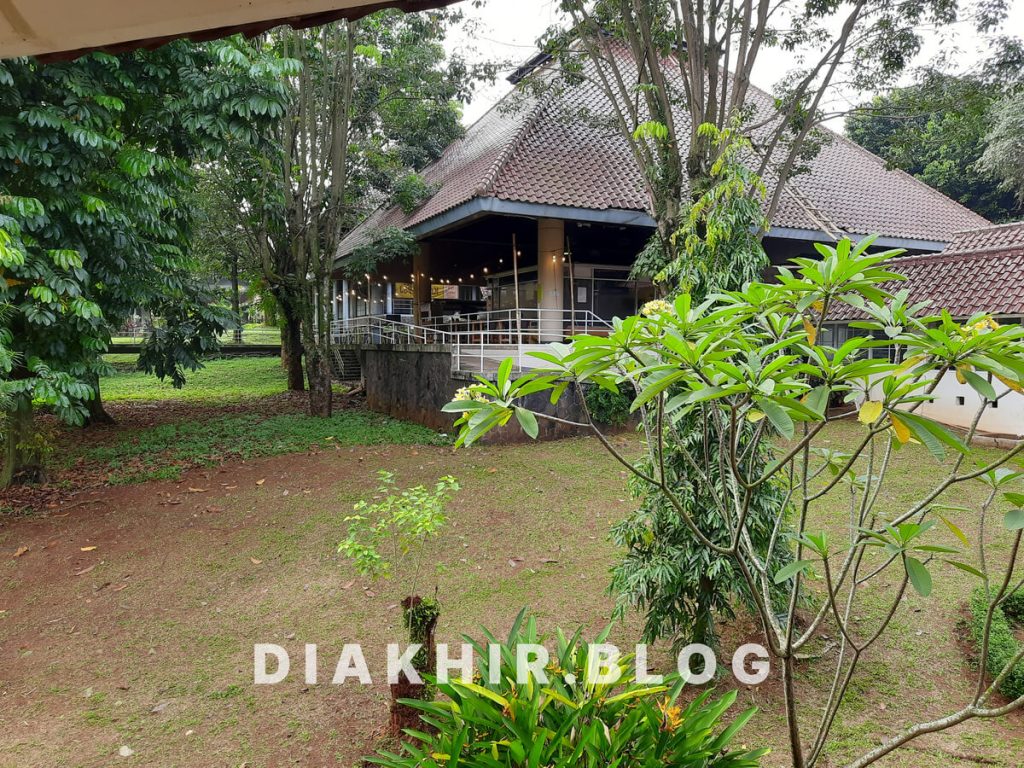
[187,487,208,493]
[256,479,266,486]
[112,584,128,592]
[341,580,355,590]
[540,558,559,564]
[118,746,134,758]
[13,546,29,558]
[250,557,263,565]
[74,565,96,576]
[80,546,97,552]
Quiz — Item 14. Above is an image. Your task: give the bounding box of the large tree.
[0,39,289,486]
[216,9,486,413]
[980,91,1024,210]
[847,71,1022,222]
[538,0,1013,273]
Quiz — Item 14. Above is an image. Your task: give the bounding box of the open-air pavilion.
[330,51,988,383]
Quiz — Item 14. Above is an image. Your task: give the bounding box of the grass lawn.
[101,355,290,404]
[112,323,282,347]
[63,356,444,485]
[1,365,1022,766]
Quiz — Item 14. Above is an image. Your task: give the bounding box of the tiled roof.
[830,222,1024,320]
[338,47,989,258]
[942,220,1024,255]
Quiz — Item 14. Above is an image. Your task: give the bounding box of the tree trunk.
[2,395,47,489]
[84,375,115,426]
[280,311,304,391]
[305,343,333,417]
[230,254,243,345]
[390,596,439,736]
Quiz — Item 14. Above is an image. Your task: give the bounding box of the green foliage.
[367,611,768,768]
[619,125,783,648]
[0,38,289,478]
[338,471,459,591]
[391,173,438,214]
[1003,588,1024,619]
[445,236,1024,761]
[446,234,1024,626]
[847,71,1022,221]
[969,588,1024,702]
[404,596,442,645]
[348,226,419,279]
[583,382,631,426]
[980,91,1024,208]
[610,413,794,649]
[642,123,770,298]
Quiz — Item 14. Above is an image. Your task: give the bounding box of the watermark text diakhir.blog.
[253,642,771,686]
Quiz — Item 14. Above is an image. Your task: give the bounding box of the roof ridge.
[472,78,554,199]
[951,219,1024,236]
[889,246,1024,265]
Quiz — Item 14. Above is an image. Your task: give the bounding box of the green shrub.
[584,382,632,426]
[1002,587,1024,620]
[367,611,768,768]
[969,588,1024,701]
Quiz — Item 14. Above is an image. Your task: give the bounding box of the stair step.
[331,348,362,381]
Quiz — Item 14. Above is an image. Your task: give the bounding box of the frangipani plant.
[444,238,1024,768]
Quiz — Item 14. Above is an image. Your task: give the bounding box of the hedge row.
[968,588,1024,702]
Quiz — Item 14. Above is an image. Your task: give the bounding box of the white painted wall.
[871,371,1024,438]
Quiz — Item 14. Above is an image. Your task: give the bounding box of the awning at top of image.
[0,0,459,61]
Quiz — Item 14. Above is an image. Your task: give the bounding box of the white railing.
[330,309,612,373]
[421,308,611,340]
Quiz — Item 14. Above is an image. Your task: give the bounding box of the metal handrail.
[421,307,611,336]
[330,309,611,372]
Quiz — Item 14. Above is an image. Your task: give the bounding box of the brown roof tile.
[830,222,1024,320]
[338,46,990,258]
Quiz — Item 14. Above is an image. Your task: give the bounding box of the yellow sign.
[394,282,414,299]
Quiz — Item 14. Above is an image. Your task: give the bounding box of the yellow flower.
[963,316,1000,336]
[658,698,684,732]
[641,299,673,317]
[453,387,489,403]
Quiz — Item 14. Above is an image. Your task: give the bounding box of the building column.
[341,279,350,322]
[537,218,565,342]
[413,242,432,325]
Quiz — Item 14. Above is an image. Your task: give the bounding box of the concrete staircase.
[331,347,362,381]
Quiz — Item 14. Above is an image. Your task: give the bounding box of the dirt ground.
[1,424,1023,767]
